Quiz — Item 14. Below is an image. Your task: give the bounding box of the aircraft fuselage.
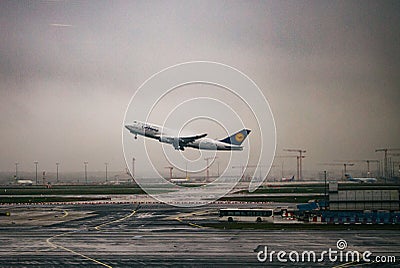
[125,121,249,151]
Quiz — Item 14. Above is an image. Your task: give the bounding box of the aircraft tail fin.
[345,173,353,180]
[219,129,251,146]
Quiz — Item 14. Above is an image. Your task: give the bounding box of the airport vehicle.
[219,208,274,223]
[125,120,251,151]
[345,174,377,183]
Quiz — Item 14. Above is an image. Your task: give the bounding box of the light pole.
[343,163,353,176]
[376,149,388,180]
[324,170,327,211]
[132,157,135,179]
[15,162,19,179]
[56,162,59,183]
[84,161,88,184]
[375,148,400,182]
[105,162,108,182]
[164,166,173,180]
[204,157,217,181]
[34,161,38,185]
[397,163,400,177]
[185,161,188,179]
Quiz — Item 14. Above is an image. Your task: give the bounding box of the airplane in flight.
[125,120,251,151]
[345,174,377,183]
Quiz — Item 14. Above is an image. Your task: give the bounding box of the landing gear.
[134,134,137,139]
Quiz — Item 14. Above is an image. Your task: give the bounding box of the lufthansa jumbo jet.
[125,120,251,151]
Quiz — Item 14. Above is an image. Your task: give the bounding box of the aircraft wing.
[180,133,207,144]
[159,133,207,150]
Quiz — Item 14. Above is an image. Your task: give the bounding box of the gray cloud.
[0,0,399,175]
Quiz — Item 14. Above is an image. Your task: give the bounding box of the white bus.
[219,208,274,223]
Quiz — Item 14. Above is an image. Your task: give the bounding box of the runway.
[1,203,399,267]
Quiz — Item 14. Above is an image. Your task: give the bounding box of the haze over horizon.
[1,1,399,175]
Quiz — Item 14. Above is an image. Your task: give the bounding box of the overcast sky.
[1,0,399,175]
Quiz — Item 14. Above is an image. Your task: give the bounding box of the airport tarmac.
[0,203,399,267]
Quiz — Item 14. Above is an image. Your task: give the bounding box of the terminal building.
[328,182,400,211]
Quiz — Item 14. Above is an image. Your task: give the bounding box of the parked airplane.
[281,175,295,182]
[345,174,377,183]
[170,177,190,184]
[16,179,33,186]
[125,120,251,151]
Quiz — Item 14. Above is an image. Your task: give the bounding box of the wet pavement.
[0,203,399,267]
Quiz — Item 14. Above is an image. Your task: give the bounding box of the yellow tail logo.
[235,133,245,143]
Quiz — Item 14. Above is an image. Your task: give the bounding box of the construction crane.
[244,164,268,181]
[283,149,306,180]
[276,155,306,181]
[164,166,173,180]
[375,148,400,180]
[232,165,245,179]
[344,160,380,178]
[320,162,355,180]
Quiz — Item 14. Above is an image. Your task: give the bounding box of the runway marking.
[61,209,68,218]
[349,261,376,267]
[332,261,357,268]
[94,209,136,230]
[354,234,380,239]
[333,260,376,268]
[174,217,204,228]
[46,231,112,268]
[175,217,183,223]
[188,222,204,228]
[46,208,138,268]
